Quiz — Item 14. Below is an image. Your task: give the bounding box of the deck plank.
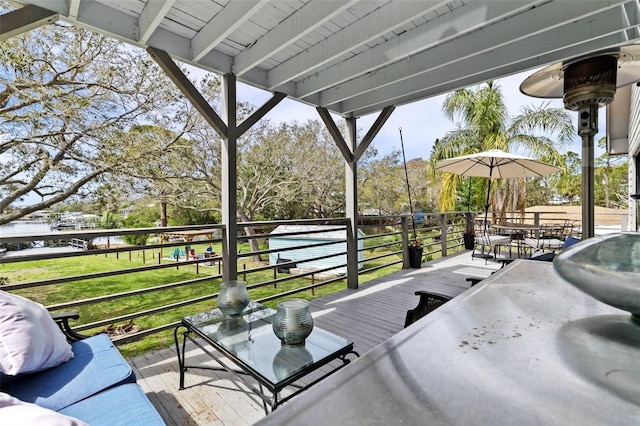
[128,252,500,425]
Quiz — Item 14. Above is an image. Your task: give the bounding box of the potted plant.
[408,237,423,268]
[463,229,475,250]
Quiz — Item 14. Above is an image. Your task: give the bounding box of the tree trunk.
[514,178,526,221]
[160,201,167,227]
[237,212,262,262]
[493,184,506,224]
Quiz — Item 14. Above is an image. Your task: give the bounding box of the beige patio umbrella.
[436,149,561,233]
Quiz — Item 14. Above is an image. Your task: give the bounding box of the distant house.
[268,225,365,273]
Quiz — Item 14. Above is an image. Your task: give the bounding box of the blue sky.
[235,69,604,161]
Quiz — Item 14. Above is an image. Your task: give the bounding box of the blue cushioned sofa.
[0,313,165,425]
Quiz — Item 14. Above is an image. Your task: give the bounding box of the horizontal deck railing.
[0,210,600,356]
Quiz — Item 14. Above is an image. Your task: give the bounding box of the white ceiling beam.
[233,0,357,76]
[192,0,266,62]
[138,0,175,43]
[11,0,640,119]
[14,0,66,13]
[294,0,541,98]
[147,28,302,104]
[14,0,264,95]
[39,0,140,43]
[266,0,447,89]
[12,0,242,87]
[339,29,635,117]
[0,4,58,40]
[317,0,625,107]
[148,27,233,74]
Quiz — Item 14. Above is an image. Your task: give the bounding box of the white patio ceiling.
[10,0,640,118]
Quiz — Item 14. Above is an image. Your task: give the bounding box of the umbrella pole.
[483,178,492,236]
[467,177,472,211]
[399,127,417,239]
[472,165,495,260]
[483,162,495,236]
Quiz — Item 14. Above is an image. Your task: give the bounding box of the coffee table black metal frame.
[174,302,359,413]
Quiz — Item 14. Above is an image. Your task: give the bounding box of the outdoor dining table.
[256,259,639,425]
[491,221,544,239]
[491,222,542,257]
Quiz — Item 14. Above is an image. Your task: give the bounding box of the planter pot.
[464,234,475,250]
[408,246,424,268]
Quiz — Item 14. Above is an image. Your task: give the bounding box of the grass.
[1,236,463,358]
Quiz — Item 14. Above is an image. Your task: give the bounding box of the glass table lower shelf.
[174,301,359,413]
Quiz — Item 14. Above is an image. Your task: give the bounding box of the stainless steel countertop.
[256,259,640,425]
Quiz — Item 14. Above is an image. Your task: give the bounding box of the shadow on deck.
[129,251,501,425]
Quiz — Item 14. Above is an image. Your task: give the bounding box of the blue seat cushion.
[59,383,165,426]
[562,236,581,249]
[1,333,135,411]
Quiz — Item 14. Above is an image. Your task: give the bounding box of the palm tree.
[430,81,574,220]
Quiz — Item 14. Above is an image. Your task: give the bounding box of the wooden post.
[311,274,315,296]
[401,216,410,269]
[441,214,448,257]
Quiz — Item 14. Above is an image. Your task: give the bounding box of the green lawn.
[1,239,428,358]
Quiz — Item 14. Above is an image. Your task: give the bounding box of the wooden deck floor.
[128,251,501,425]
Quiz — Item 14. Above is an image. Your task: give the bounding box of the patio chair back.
[524,223,565,253]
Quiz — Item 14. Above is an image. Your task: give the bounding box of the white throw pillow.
[0,290,73,375]
[0,392,88,426]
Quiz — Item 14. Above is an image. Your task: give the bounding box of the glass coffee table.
[174,301,359,413]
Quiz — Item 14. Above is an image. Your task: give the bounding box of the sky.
[233,69,605,161]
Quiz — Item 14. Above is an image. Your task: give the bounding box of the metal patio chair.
[472,220,511,264]
[404,291,452,328]
[523,223,566,254]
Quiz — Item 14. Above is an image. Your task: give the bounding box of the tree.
[98,209,120,248]
[111,124,201,226]
[120,203,160,245]
[287,120,345,218]
[233,120,345,258]
[430,81,573,220]
[0,21,176,224]
[359,150,404,215]
[555,151,582,205]
[128,74,227,223]
[406,157,438,213]
[595,136,628,208]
